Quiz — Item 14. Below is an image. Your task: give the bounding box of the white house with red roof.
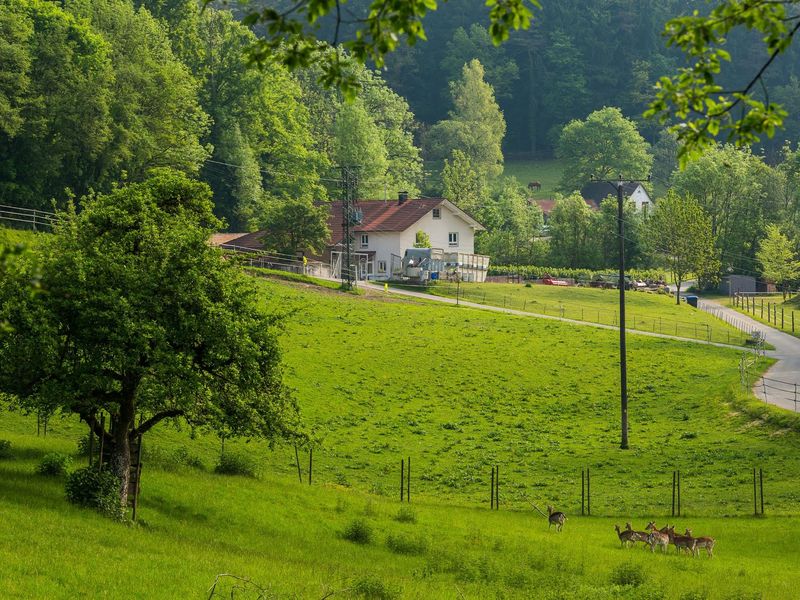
[325,194,488,281]
[216,193,489,282]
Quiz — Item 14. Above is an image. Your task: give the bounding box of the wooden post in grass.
[753,468,758,516]
[581,469,585,516]
[400,458,404,502]
[781,308,784,329]
[760,468,764,515]
[495,465,500,510]
[308,447,313,485]
[672,471,676,517]
[407,457,411,503]
[490,467,495,509]
[587,467,591,516]
[761,299,764,319]
[793,311,795,333]
[294,445,302,483]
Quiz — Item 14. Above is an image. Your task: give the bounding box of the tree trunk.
[675,278,682,305]
[111,386,136,510]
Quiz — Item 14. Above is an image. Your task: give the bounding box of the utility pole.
[340,166,360,290]
[592,175,650,450]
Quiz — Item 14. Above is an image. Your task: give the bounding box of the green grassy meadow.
[502,158,566,198]
[2,274,800,598]
[424,282,749,346]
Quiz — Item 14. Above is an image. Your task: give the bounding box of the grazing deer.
[685,529,716,557]
[527,181,542,192]
[547,505,566,531]
[615,524,638,547]
[667,526,698,556]
[645,521,669,553]
[624,522,650,546]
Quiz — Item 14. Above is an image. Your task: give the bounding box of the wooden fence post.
[672,471,676,517]
[308,447,313,485]
[490,467,495,510]
[294,445,303,483]
[400,458,404,502]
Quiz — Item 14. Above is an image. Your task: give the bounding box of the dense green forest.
[3,0,800,278]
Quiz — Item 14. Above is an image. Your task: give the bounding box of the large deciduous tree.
[0,170,300,510]
[425,60,506,180]
[757,225,800,299]
[547,193,600,269]
[258,200,331,257]
[556,107,653,193]
[646,192,720,304]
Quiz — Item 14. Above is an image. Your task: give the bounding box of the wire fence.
[732,294,800,334]
[220,244,332,279]
[0,203,57,230]
[409,283,752,346]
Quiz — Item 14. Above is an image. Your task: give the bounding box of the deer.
[547,505,566,532]
[666,525,698,556]
[624,522,650,547]
[527,181,541,192]
[685,529,716,557]
[614,524,638,547]
[645,521,670,553]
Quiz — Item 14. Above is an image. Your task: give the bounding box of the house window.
[360,234,369,248]
[641,201,649,217]
[378,260,387,273]
[448,232,459,247]
[432,208,441,219]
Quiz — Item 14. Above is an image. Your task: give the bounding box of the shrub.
[36,453,71,477]
[0,439,11,459]
[65,467,124,520]
[610,562,645,587]
[351,576,399,600]
[214,452,257,477]
[386,533,427,555]
[394,506,417,524]
[342,518,373,544]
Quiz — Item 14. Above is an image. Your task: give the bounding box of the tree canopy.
[556,107,653,193]
[0,170,300,509]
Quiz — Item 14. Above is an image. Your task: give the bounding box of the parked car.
[541,274,570,286]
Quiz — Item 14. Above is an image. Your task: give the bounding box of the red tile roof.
[532,198,599,214]
[325,198,444,246]
[209,232,250,246]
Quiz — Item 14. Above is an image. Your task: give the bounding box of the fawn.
[624,522,650,546]
[645,521,669,553]
[666,526,698,556]
[614,524,638,547]
[685,529,716,557]
[547,505,566,532]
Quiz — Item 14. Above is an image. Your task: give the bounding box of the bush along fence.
[488,265,668,282]
[733,294,800,334]
[425,283,751,346]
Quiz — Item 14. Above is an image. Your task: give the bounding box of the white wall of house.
[629,186,652,213]
[411,205,476,254]
[353,204,482,280]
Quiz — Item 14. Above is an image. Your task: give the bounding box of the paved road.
[362,282,744,350]
[699,300,800,413]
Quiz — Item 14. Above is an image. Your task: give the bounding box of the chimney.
[398,191,409,204]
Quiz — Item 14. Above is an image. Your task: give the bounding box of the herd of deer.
[545,506,715,557]
[615,522,716,557]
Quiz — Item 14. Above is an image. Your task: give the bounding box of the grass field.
[2,275,800,598]
[727,294,800,338]
[422,281,750,346]
[502,158,566,198]
[0,225,41,247]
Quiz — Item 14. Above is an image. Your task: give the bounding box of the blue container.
[686,295,698,308]
[430,272,439,280]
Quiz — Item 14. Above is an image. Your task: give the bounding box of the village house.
[532,182,653,224]
[211,193,490,282]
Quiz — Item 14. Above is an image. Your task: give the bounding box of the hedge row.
[488,264,668,282]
